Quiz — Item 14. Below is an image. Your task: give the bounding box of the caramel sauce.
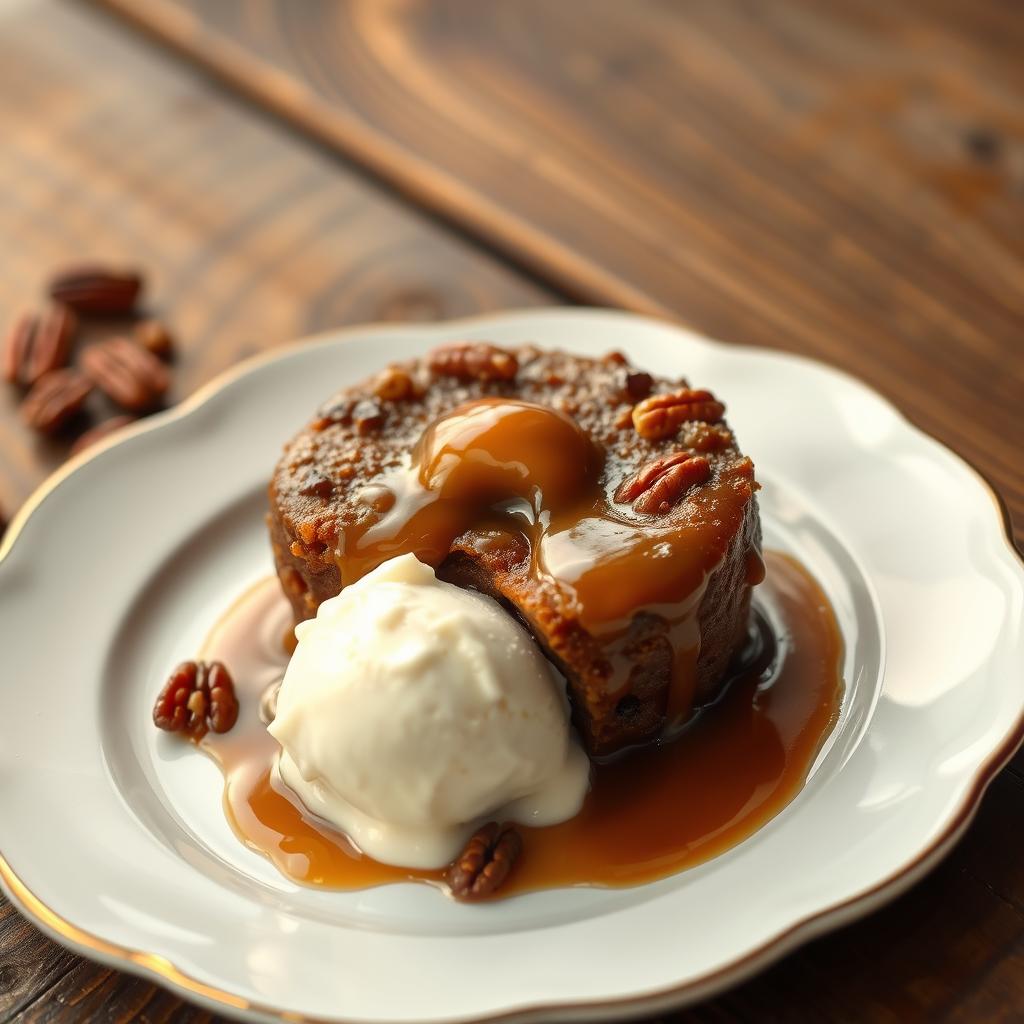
[201,550,842,896]
[330,398,757,722]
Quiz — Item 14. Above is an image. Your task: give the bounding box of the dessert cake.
[268,342,761,756]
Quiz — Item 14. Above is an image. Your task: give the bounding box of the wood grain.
[0,0,551,520]
[1,1,1022,1022]
[0,902,77,1021]
[88,0,1024,543]
[9,961,207,1024]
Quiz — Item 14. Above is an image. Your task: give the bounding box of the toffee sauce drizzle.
[321,398,760,735]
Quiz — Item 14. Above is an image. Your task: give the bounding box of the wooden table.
[0,1,1021,1020]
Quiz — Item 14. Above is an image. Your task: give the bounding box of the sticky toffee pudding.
[269,344,760,755]
[155,341,844,899]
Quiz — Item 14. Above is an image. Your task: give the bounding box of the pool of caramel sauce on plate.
[201,550,843,896]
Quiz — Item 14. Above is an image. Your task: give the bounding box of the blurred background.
[0,1,1021,1021]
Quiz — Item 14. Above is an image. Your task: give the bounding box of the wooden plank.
[87,0,1024,541]
[945,937,1024,1024]
[9,961,207,1023]
[0,0,552,521]
[1,2,1022,1022]
[0,902,78,1022]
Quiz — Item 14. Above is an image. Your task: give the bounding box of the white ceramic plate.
[1,309,1022,1024]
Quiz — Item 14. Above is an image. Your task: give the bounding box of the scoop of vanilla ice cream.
[269,553,590,868]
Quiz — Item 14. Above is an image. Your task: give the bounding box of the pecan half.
[616,452,692,503]
[617,453,711,515]
[153,660,239,739]
[446,822,522,901]
[20,368,92,433]
[81,336,170,411]
[632,389,725,441]
[48,265,143,314]
[134,319,174,359]
[69,414,136,456]
[3,306,77,387]
[428,341,518,382]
